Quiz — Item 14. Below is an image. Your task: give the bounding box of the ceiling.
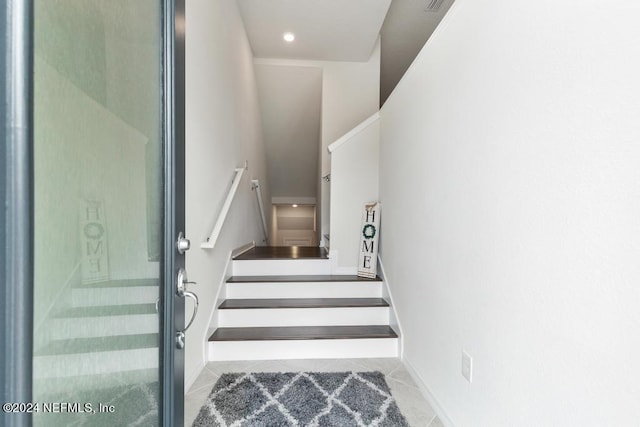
[238,0,453,201]
[237,0,391,62]
[238,0,453,101]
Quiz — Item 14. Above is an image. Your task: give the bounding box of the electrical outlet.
[462,350,473,383]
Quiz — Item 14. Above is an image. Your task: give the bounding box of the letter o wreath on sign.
[362,224,376,240]
[84,223,105,240]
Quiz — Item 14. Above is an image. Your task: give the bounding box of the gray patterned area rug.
[192,371,410,426]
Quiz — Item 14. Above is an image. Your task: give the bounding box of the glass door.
[31,0,183,425]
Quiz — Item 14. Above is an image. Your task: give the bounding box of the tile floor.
[184,358,442,426]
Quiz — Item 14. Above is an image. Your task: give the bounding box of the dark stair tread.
[56,303,157,318]
[233,246,328,260]
[209,325,397,342]
[218,298,389,309]
[227,275,382,283]
[72,278,159,289]
[35,333,159,356]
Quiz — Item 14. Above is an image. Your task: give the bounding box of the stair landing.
[233,245,328,260]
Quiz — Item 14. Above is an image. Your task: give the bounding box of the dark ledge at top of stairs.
[218,298,389,310]
[233,246,328,260]
[209,325,398,342]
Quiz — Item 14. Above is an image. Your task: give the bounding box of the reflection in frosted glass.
[33,1,163,425]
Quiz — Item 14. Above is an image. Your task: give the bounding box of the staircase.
[208,246,399,361]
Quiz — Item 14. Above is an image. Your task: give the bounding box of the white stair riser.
[34,348,158,379]
[226,282,382,299]
[232,259,331,276]
[208,338,398,361]
[51,315,158,339]
[218,307,389,327]
[71,287,158,307]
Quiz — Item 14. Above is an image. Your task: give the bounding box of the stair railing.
[251,179,269,244]
[201,165,246,249]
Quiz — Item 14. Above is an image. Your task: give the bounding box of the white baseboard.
[231,241,255,259]
[188,246,239,394]
[403,357,455,427]
[376,255,404,358]
[202,251,234,368]
[185,360,206,395]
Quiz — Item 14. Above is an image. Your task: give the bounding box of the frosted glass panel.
[33,1,163,425]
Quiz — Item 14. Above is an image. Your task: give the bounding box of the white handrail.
[251,179,269,244]
[327,112,380,153]
[201,167,245,249]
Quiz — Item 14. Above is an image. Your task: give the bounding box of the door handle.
[182,290,198,331]
[176,267,199,349]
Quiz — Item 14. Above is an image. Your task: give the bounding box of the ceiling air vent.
[424,0,445,12]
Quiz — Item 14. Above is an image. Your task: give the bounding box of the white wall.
[329,116,380,270]
[254,40,380,245]
[254,65,322,200]
[185,0,270,386]
[379,1,640,425]
[319,41,381,243]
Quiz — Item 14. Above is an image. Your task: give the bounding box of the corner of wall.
[184,360,206,396]
[403,357,455,427]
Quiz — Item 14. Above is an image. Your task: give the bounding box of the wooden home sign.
[358,202,380,279]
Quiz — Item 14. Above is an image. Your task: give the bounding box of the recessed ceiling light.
[292,204,298,208]
[283,32,295,42]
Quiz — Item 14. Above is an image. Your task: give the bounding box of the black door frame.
[0,1,185,425]
[1,0,34,426]
[164,0,186,425]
